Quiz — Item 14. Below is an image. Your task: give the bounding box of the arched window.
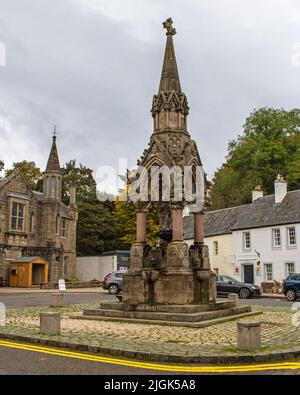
[57,177,61,198]
[56,214,60,235]
[29,212,34,233]
[45,176,50,196]
[51,176,56,198]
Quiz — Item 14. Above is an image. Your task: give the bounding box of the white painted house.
[184,176,300,287]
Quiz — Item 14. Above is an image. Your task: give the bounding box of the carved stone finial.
[163,18,176,36]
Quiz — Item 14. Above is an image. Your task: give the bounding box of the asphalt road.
[0,292,293,309]
[0,343,299,375]
[0,292,114,308]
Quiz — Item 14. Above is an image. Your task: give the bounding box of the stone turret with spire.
[43,126,62,201]
[151,18,189,138]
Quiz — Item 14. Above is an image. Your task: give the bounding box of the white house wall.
[233,223,300,285]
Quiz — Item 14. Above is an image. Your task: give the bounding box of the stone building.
[0,135,77,284]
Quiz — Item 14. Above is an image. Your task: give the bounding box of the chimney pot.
[252,185,263,202]
[274,174,287,204]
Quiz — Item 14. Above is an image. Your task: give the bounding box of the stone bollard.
[51,293,65,307]
[40,312,61,335]
[228,293,239,304]
[237,321,261,352]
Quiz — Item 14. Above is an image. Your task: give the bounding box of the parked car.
[283,273,300,301]
[216,275,261,299]
[103,271,123,295]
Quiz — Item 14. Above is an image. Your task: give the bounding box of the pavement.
[0,300,298,359]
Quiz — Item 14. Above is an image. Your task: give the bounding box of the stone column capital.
[134,201,149,213]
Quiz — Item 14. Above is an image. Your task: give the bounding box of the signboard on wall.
[255,263,262,276]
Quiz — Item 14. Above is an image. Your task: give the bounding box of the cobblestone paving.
[1,303,299,356]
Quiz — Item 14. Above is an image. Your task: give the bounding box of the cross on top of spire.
[163,18,176,36]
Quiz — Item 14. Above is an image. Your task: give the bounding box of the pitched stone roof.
[184,190,300,239]
[46,136,61,172]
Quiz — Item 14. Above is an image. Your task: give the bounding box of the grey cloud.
[0,0,300,184]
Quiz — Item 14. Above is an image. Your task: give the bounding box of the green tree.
[62,160,118,256]
[209,108,300,210]
[5,161,42,190]
[114,191,160,249]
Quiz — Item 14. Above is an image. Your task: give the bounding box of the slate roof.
[12,257,42,263]
[184,190,300,239]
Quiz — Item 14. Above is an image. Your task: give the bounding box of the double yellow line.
[0,339,299,373]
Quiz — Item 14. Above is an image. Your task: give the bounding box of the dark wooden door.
[243,264,254,284]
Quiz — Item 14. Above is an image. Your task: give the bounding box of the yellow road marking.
[0,339,299,373]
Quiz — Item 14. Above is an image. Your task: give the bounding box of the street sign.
[58,279,66,292]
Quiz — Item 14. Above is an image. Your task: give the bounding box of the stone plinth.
[40,312,61,335]
[237,321,261,351]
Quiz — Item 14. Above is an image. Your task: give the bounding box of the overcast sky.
[1,0,300,192]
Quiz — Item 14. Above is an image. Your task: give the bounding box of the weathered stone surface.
[237,321,261,352]
[0,137,77,284]
[40,312,61,335]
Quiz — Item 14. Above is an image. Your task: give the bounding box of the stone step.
[83,305,251,323]
[71,310,262,329]
[98,301,236,314]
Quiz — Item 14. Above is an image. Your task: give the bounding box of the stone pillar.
[172,207,183,242]
[136,210,147,243]
[40,312,61,335]
[194,212,204,244]
[51,293,65,307]
[237,321,261,351]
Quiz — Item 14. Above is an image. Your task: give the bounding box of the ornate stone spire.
[46,126,61,172]
[159,18,181,93]
[151,18,189,134]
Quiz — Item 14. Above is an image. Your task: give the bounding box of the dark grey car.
[103,271,124,294]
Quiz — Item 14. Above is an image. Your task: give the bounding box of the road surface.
[0,341,299,375]
[0,292,292,309]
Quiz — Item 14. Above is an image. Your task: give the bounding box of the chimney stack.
[252,185,263,202]
[274,175,287,204]
[69,186,77,206]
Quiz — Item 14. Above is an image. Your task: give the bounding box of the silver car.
[103,271,123,294]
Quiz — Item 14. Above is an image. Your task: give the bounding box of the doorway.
[243,264,254,284]
[32,264,45,285]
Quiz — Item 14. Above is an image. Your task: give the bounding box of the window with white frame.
[264,263,273,281]
[287,227,296,247]
[213,241,219,256]
[11,202,25,231]
[60,218,67,238]
[286,262,295,277]
[272,228,281,247]
[243,232,251,249]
